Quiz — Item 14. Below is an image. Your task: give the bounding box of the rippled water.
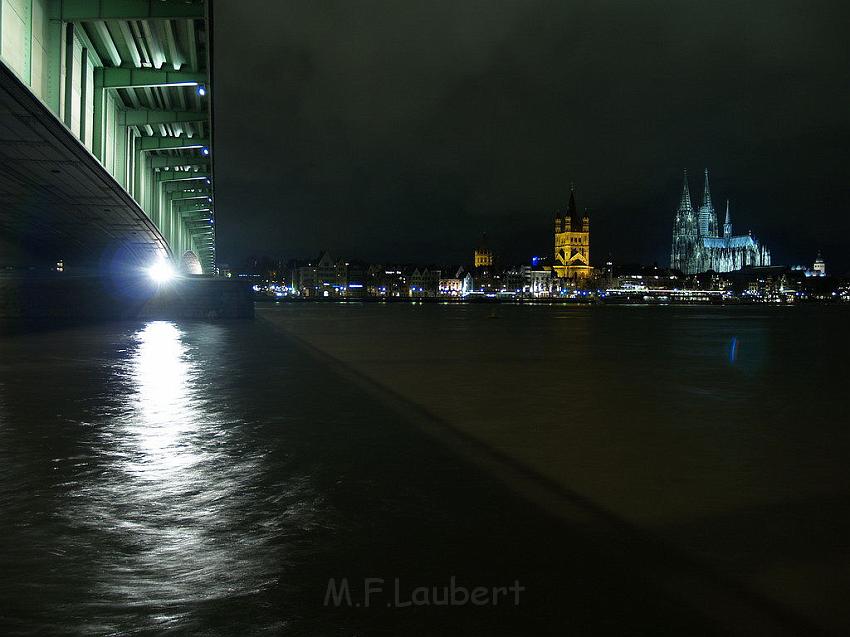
[1,306,848,635]
[0,321,327,633]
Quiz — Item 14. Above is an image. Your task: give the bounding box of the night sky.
[214,0,850,271]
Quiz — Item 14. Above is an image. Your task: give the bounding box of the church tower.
[553,185,591,280]
[723,200,732,238]
[473,232,494,268]
[670,169,699,273]
[698,169,718,238]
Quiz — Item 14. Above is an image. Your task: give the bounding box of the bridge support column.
[91,68,105,161]
[62,22,74,126]
[0,273,253,320]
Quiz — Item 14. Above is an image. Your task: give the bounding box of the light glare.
[147,259,176,284]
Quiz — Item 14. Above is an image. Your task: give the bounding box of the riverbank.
[262,302,850,634]
[256,295,844,306]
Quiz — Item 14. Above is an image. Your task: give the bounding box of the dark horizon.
[213,0,850,272]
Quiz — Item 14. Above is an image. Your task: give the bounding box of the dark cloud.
[214,0,850,270]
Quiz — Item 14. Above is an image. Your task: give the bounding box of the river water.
[0,304,847,635]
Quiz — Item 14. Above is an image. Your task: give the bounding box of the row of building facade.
[251,252,842,303]
[285,252,569,299]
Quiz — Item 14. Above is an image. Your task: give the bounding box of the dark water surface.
[0,305,847,635]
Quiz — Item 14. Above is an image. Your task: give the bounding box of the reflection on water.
[2,308,849,635]
[61,323,235,627]
[124,321,202,478]
[75,321,289,626]
[0,320,325,633]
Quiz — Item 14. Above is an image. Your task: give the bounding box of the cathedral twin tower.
[670,169,770,274]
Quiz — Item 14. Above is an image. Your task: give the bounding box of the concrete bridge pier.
[0,270,254,320]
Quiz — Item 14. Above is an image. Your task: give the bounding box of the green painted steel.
[169,192,209,202]
[139,136,208,150]
[0,0,215,272]
[99,67,205,89]
[157,172,208,183]
[164,184,209,194]
[60,0,204,21]
[121,109,208,126]
[150,157,209,169]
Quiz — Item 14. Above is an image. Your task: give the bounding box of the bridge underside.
[0,61,168,269]
[0,0,214,274]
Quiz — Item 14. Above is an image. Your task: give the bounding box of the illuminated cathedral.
[670,169,770,274]
[553,186,591,279]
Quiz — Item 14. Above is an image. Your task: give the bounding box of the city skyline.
[228,171,831,277]
[213,0,849,271]
[211,165,839,274]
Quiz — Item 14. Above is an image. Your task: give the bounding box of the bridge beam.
[177,209,211,217]
[120,109,208,126]
[61,1,205,22]
[139,136,208,151]
[164,183,210,194]
[175,207,212,216]
[157,172,209,183]
[169,193,210,202]
[172,201,211,211]
[99,67,205,89]
[151,157,209,169]
[174,201,211,209]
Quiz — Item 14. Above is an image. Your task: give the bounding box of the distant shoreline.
[255,296,844,307]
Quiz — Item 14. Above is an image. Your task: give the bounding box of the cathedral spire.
[698,168,717,237]
[723,199,732,238]
[678,169,693,213]
[701,169,713,210]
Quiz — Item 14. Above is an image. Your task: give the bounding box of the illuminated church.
[670,169,771,274]
[553,186,591,279]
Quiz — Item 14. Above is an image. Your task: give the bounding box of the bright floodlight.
[147,259,176,284]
